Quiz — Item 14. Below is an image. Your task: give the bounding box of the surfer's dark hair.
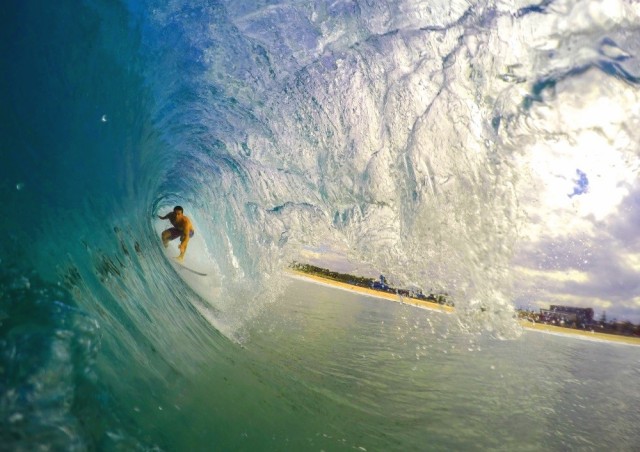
[173,206,184,213]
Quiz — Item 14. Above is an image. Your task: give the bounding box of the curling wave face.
[139,0,640,334]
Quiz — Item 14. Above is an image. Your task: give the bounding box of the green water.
[111,278,640,451]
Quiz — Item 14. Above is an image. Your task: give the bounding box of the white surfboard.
[171,258,207,276]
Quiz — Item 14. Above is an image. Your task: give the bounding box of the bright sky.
[300,67,640,324]
[512,68,640,324]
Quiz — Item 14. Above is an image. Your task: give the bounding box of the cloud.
[298,245,379,277]
[513,180,640,323]
[510,68,640,323]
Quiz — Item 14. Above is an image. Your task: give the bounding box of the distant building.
[540,305,594,325]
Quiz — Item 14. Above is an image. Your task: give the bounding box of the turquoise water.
[2,0,640,450]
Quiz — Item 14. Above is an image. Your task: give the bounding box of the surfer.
[158,206,194,262]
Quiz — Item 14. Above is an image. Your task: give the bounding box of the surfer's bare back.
[158,206,194,262]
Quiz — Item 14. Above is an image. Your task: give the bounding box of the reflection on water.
[240,279,640,451]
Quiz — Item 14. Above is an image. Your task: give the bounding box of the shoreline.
[287,270,640,347]
[287,271,454,314]
[520,320,640,346]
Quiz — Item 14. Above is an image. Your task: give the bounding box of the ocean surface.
[2,0,640,450]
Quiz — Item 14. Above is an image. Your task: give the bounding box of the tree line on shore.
[291,262,640,339]
[290,262,450,306]
[517,309,640,337]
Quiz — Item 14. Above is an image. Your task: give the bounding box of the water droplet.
[9,413,23,423]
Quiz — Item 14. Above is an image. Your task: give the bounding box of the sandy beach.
[520,320,640,346]
[288,270,640,346]
[288,271,454,314]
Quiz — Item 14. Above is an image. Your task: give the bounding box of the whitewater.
[2,0,640,450]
